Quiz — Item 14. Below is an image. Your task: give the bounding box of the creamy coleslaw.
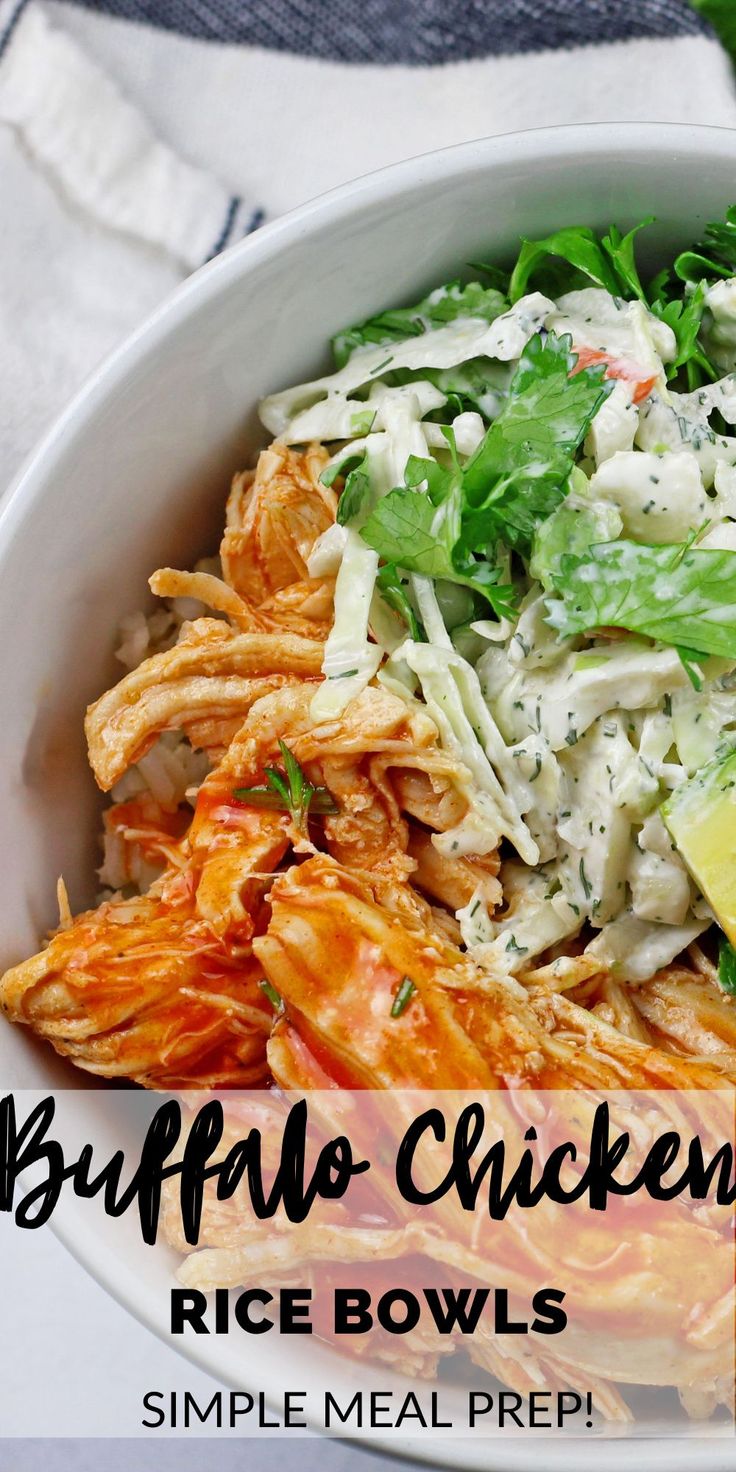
[258,211,736,984]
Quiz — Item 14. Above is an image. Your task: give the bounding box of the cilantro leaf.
[362,482,458,581]
[376,564,425,641]
[336,459,372,527]
[509,226,622,303]
[459,446,574,557]
[333,280,507,368]
[426,280,508,324]
[362,478,515,621]
[463,333,608,485]
[509,219,660,305]
[650,282,717,387]
[546,539,736,659]
[647,203,736,386]
[450,548,518,617]
[673,204,736,286]
[600,220,652,303]
[320,451,364,488]
[361,332,609,613]
[458,332,610,554]
[530,499,622,589]
[718,934,736,996]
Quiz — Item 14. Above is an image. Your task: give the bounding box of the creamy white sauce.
[259,293,554,436]
[586,378,638,466]
[703,278,736,371]
[636,388,736,487]
[546,287,675,380]
[589,449,707,543]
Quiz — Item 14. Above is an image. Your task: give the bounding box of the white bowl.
[2,122,736,1468]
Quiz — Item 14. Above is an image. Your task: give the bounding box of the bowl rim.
[3,118,736,549]
[4,119,736,1468]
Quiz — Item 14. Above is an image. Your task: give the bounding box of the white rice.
[114,555,223,671]
[109,731,211,810]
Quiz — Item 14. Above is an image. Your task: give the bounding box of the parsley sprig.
[233,740,338,831]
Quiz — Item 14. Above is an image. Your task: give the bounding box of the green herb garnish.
[578,858,593,900]
[336,457,373,527]
[360,332,609,616]
[672,203,736,288]
[233,740,338,831]
[259,979,283,1012]
[505,213,723,386]
[676,646,705,692]
[376,564,425,641]
[545,538,736,661]
[509,225,621,301]
[390,976,417,1018]
[718,935,736,996]
[320,451,363,488]
[505,934,528,955]
[650,282,716,386]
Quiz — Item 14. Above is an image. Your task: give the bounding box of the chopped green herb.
[578,859,593,900]
[505,934,528,955]
[259,979,283,1012]
[234,740,338,830]
[391,976,417,1018]
[718,935,736,996]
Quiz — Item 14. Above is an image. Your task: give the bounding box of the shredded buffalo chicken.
[2,442,734,1420]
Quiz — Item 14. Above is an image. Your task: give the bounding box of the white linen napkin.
[0,0,735,489]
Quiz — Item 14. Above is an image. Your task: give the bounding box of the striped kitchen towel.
[0,0,734,488]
